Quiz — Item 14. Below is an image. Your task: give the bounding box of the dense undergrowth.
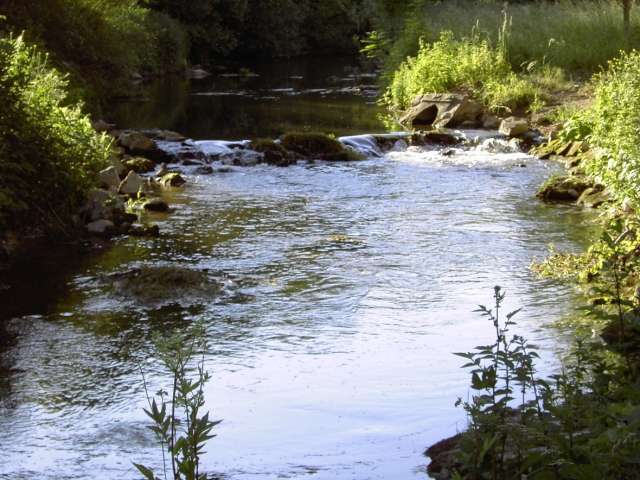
[0,33,111,238]
[426,13,640,479]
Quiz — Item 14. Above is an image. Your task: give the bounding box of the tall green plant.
[134,324,220,480]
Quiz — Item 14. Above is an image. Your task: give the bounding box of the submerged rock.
[159,172,186,187]
[108,266,223,304]
[142,198,170,212]
[400,93,483,129]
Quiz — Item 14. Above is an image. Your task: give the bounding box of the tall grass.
[383,26,563,114]
[382,0,640,75]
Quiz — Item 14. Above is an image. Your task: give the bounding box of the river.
[0,57,595,479]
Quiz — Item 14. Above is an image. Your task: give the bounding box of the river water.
[0,58,595,479]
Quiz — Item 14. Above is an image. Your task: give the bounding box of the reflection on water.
[0,143,597,479]
[107,56,385,140]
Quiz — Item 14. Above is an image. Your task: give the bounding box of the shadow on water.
[107,55,386,140]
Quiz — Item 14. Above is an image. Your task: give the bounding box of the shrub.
[577,51,640,208]
[0,34,111,235]
[2,0,187,98]
[383,30,545,113]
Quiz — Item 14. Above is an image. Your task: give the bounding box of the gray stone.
[99,166,121,190]
[499,117,529,138]
[119,171,144,196]
[400,93,483,129]
[86,219,115,235]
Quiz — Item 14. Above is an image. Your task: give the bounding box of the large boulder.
[400,93,483,129]
[123,156,155,174]
[499,117,529,138]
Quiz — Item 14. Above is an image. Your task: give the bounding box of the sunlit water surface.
[0,59,596,480]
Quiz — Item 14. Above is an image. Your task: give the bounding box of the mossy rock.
[251,139,296,166]
[280,132,364,161]
[159,172,186,187]
[123,156,155,174]
[537,175,594,202]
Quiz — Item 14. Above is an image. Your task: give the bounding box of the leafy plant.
[135,324,220,480]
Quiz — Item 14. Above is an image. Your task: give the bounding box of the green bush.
[0,34,111,235]
[572,51,640,208]
[383,30,547,113]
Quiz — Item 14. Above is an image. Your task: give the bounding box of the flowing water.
[0,58,596,479]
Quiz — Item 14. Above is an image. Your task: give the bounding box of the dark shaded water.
[0,58,596,479]
[108,56,385,140]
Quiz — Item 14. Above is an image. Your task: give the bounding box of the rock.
[98,166,121,190]
[129,224,161,237]
[577,187,609,208]
[118,131,171,162]
[119,171,145,196]
[481,112,501,129]
[182,158,204,166]
[139,129,186,142]
[195,165,214,175]
[110,155,127,176]
[187,67,211,79]
[143,198,170,212]
[92,119,115,132]
[499,117,529,138]
[159,172,186,187]
[537,175,594,202]
[123,156,155,174]
[118,131,156,152]
[251,139,295,166]
[399,93,483,129]
[412,130,461,145]
[280,132,364,161]
[86,219,115,236]
[566,141,586,157]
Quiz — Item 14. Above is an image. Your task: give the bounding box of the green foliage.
[383,29,547,113]
[135,323,220,480]
[451,285,640,479]
[0,34,111,234]
[3,0,187,98]
[376,0,640,75]
[576,51,640,208]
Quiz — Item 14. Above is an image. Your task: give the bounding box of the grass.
[380,0,640,75]
[382,27,566,114]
